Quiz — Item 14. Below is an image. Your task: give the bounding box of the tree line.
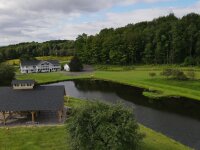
[0,40,75,62]
[75,13,200,65]
[0,13,200,65]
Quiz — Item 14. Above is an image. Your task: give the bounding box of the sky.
[0,0,200,46]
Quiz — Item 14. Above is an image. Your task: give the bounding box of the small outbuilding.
[64,64,70,71]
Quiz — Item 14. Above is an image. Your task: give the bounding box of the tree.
[69,56,83,72]
[0,64,15,85]
[0,53,4,62]
[67,102,143,150]
[20,54,36,61]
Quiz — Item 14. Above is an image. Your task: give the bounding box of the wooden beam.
[31,112,35,123]
[58,110,62,123]
[2,112,6,125]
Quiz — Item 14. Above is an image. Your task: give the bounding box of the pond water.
[49,79,200,149]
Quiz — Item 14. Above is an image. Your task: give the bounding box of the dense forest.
[76,13,200,65]
[0,40,75,61]
[0,13,200,65]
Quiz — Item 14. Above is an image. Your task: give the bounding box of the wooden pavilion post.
[31,112,35,123]
[2,112,6,125]
[58,110,62,123]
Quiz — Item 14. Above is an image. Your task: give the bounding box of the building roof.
[20,60,60,66]
[47,60,60,66]
[12,80,35,85]
[0,85,65,111]
[21,60,41,66]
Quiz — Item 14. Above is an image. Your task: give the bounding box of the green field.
[16,65,200,101]
[5,56,72,66]
[0,97,191,150]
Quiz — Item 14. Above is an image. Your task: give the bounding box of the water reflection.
[49,79,200,149]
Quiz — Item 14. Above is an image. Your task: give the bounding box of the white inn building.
[20,60,61,73]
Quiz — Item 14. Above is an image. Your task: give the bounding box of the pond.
[49,79,200,149]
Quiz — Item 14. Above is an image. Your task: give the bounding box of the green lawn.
[0,97,191,150]
[0,126,69,150]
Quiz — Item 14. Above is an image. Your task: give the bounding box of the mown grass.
[0,97,191,150]
[0,126,69,150]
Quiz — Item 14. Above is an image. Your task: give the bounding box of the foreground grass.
[0,126,69,150]
[0,97,191,150]
[0,125,190,150]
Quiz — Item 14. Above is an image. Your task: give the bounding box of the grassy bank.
[0,97,191,150]
[93,69,200,100]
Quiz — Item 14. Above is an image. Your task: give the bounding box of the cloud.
[0,0,199,46]
[51,1,200,40]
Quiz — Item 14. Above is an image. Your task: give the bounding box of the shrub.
[161,68,188,80]
[171,69,188,80]
[160,68,173,78]
[67,102,143,150]
[187,69,196,80]
[184,56,196,66]
[69,56,83,72]
[149,72,156,77]
[123,66,135,71]
[195,57,200,66]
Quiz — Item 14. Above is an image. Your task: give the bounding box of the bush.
[187,69,196,80]
[184,56,196,66]
[149,72,156,77]
[0,64,15,85]
[171,69,188,80]
[69,56,83,72]
[67,102,143,150]
[161,68,188,80]
[123,66,135,71]
[195,57,200,66]
[160,68,173,78]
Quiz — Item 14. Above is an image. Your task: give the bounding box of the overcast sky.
[0,0,199,46]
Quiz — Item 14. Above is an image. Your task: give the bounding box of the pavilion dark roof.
[11,80,35,85]
[0,85,65,112]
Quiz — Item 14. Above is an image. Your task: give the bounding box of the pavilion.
[0,80,65,125]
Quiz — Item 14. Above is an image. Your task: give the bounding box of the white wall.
[20,61,61,74]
